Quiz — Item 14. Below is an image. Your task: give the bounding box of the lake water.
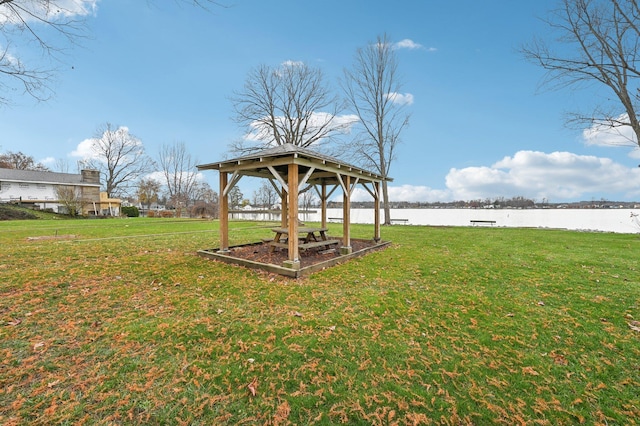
[233,208,640,234]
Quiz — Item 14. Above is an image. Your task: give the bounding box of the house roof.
[197,143,390,185]
[0,168,100,187]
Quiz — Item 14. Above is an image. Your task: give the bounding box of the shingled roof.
[0,169,100,186]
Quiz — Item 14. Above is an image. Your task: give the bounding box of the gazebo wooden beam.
[341,174,352,254]
[284,163,300,270]
[219,171,229,253]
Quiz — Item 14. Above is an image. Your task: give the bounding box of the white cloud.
[391,39,436,52]
[0,44,20,66]
[387,185,451,202]
[70,125,141,163]
[70,138,98,160]
[348,184,452,203]
[386,92,414,106]
[322,151,640,203]
[144,170,204,186]
[582,114,638,147]
[144,171,166,184]
[445,150,640,201]
[281,60,304,68]
[394,39,423,50]
[0,0,98,25]
[40,156,56,166]
[245,112,359,143]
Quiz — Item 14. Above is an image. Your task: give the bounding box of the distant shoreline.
[232,208,640,234]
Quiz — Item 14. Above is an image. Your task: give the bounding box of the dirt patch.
[227,238,378,268]
[26,235,76,241]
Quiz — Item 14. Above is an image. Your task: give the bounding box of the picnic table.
[268,227,339,252]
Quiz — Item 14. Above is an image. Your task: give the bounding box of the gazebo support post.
[321,182,327,229]
[218,171,229,253]
[280,187,288,228]
[283,163,300,270]
[340,174,352,255]
[374,180,381,242]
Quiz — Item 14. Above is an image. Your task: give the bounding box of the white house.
[0,168,120,216]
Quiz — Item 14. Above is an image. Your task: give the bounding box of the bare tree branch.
[0,150,49,170]
[83,123,155,197]
[0,0,94,104]
[230,62,350,154]
[341,34,411,224]
[157,141,200,217]
[522,0,640,147]
[0,0,225,105]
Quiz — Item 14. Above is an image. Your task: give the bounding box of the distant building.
[0,168,121,216]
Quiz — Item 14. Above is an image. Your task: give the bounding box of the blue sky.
[2,0,640,203]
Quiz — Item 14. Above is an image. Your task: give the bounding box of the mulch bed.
[225,238,380,269]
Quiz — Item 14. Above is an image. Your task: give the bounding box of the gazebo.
[196,143,391,277]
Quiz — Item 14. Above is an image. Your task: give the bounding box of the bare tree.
[157,141,199,217]
[228,185,243,209]
[231,62,353,154]
[523,0,640,148]
[191,181,218,218]
[193,181,218,204]
[252,180,278,208]
[300,187,318,211]
[0,150,50,170]
[341,34,410,225]
[137,177,161,212]
[55,185,82,215]
[0,0,224,105]
[82,123,154,197]
[54,157,72,173]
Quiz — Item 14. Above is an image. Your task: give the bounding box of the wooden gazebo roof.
[197,143,389,186]
[197,143,389,276]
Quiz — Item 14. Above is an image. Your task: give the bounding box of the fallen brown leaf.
[6,318,21,326]
[247,377,258,397]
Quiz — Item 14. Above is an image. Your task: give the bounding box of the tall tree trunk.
[382,180,391,225]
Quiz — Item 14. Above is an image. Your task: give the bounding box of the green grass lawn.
[0,217,638,425]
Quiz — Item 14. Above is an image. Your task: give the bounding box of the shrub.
[121,206,140,217]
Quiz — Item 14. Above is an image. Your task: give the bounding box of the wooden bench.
[328,217,343,223]
[268,227,334,253]
[390,218,409,224]
[299,239,340,251]
[267,241,288,249]
[268,239,339,251]
[470,220,496,226]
